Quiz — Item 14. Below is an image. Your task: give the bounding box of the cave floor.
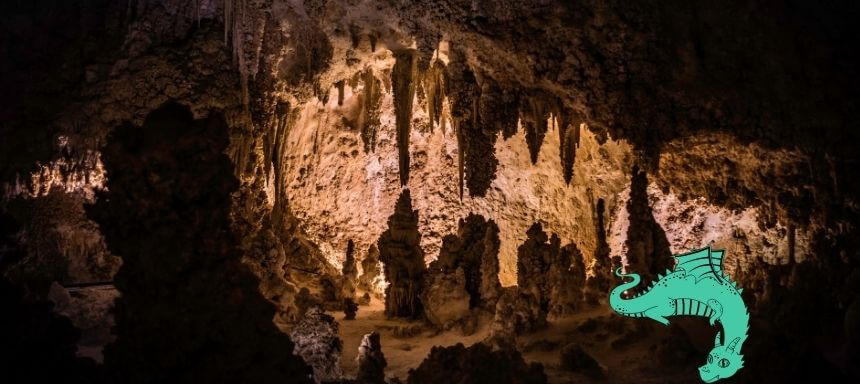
[333,297,707,383]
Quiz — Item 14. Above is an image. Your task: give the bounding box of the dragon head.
[698,332,744,382]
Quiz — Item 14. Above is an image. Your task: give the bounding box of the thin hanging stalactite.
[423,60,447,132]
[392,50,417,186]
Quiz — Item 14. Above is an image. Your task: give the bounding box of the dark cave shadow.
[87,102,312,383]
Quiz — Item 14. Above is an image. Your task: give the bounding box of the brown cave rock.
[517,222,585,319]
[430,214,502,309]
[392,50,418,186]
[406,342,547,384]
[358,244,382,299]
[356,331,387,384]
[378,189,425,318]
[87,103,313,383]
[586,198,614,304]
[342,239,358,300]
[623,166,673,288]
[290,307,344,383]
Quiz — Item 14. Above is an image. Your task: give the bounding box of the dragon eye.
[719,358,730,368]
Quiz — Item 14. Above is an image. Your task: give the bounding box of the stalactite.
[445,49,500,198]
[346,69,381,153]
[335,80,345,106]
[349,24,361,49]
[392,50,418,186]
[555,108,581,185]
[519,92,553,164]
[422,61,447,132]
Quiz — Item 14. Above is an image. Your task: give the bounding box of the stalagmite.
[586,198,614,304]
[428,214,502,309]
[342,239,357,300]
[624,166,673,289]
[517,223,585,318]
[377,189,425,318]
[392,50,418,186]
[356,332,386,384]
[358,245,382,299]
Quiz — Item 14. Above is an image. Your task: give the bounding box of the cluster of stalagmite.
[516,223,586,319]
[421,214,503,329]
[374,193,614,344]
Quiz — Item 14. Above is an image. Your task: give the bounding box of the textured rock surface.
[283,80,633,286]
[290,307,344,383]
[488,288,546,348]
[356,332,387,384]
[429,214,502,309]
[516,223,585,318]
[421,266,470,328]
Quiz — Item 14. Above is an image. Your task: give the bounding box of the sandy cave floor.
[332,296,712,383]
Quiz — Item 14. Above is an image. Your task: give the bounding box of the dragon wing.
[672,246,726,283]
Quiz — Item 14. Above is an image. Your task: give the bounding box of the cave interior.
[1,1,859,383]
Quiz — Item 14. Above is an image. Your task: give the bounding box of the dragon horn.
[714,331,722,346]
[727,337,741,354]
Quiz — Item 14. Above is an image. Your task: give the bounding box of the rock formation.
[586,198,614,304]
[488,288,547,349]
[356,332,387,384]
[290,307,344,383]
[343,298,358,320]
[421,266,470,329]
[342,239,358,300]
[392,50,418,186]
[378,189,425,318]
[406,342,547,384]
[2,1,859,383]
[87,103,313,383]
[431,214,502,308]
[516,223,584,319]
[358,245,383,300]
[623,166,673,289]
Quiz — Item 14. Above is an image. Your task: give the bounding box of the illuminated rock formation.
[356,332,387,384]
[378,189,425,318]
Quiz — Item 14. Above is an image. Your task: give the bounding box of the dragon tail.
[609,267,644,316]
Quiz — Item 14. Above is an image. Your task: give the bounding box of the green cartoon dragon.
[609,247,749,383]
